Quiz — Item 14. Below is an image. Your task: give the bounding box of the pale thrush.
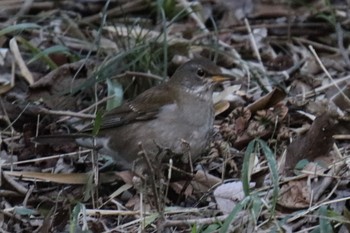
[35,58,233,170]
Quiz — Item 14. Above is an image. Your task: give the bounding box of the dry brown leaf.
[4,171,120,184]
[28,59,98,110]
[9,37,34,85]
[190,170,221,193]
[246,87,286,113]
[278,179,310,209]
[214,100,230,116]
[170,181,193,197]
[284,113,338,176]
[279,162,329,210]
[125,195,147,211]
[328,84,350,111]
[114,171,136,185]
[4,171,90,184]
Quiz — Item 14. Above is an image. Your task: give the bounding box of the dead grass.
[0,0,350,232]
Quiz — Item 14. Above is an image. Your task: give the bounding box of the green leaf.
[92,110,104,136]
[294,159,309,174]
[219,197,250,233]
[106,78,124,110]
[14,207,37,216]
[202,224,220,233]
[0,23,41,37]
[242,140,256,196]
[144,213,159,227]
[191,224,197,233]
[251,195,263,224]
[66,44,150,95]
[83,172,95,202]
[70,203,83,233]
[28,45,70,65]
[16,36,58,69]
[319,206,333,233]
[69,203,92,233]
[256,139,279,217]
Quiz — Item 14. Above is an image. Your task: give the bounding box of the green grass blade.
[242,140,257,196]
[0,23,41,37]
[202,224,220,233]
[70,203,91,233]
[251,195,263,224]
[66,44,149,95]
[16,36,58,69]
[27,45,70,65]
[319,206,334,233]
[219,197,250,233]
[92,110,103,136]
[256,139,279,217]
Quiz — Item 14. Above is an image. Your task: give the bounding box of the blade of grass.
[27,45,70,65]
[70,203,88,233]
[256,139,279,217]
[66,44,149,95]
[251,195,263,225]
[0,23,41,37]
[157,0,168,78]
[16,36,58,69]
[92,110,103,136]
[219,196,250,233]
[319,206,334,233]
[242,140,257,196]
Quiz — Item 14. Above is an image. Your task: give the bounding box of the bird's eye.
[196,68,205,77]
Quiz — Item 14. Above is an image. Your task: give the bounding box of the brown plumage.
[35,58,233,170]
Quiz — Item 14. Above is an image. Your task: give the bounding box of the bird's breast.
[149,100,214,156]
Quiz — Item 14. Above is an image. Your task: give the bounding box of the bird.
[35,58,233,172]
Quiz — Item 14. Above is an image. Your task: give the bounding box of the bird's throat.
[183,85,213,101]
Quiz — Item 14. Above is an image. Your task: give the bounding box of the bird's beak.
[210,74,235,83]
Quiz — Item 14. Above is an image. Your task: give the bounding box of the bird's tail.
[33,134,92,145]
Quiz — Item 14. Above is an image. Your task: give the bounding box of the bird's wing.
[90,84,176,130]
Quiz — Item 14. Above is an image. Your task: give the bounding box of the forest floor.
[1,0,350,232]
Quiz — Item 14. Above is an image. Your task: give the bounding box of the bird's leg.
[152,141,186,166]
[153,141,173,162]
[180,139,193,174]
[136,142,163,213]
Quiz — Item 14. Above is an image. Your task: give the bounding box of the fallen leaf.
[246,87,286,113]
[278,179,310,209]
[4,171,121,184]
[284,113,338,176]
[9,37,34,85]
[28,59,98,110]
[214,181,255,214]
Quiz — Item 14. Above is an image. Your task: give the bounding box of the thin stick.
[1,149,92,166]
[244,18,271,92]
[39,108,95,119]
[309,45,350,105]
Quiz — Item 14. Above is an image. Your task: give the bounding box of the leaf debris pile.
[1,0,350,232]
